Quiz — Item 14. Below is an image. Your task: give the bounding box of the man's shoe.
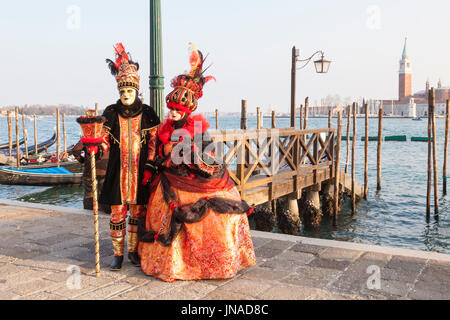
[128,252,141,267]
[110,256,124,271]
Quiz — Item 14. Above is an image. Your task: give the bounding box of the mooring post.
[364,102,369,200]
[241,100,247,130]
[345,106,350,174]
[299,104,303,130]
[257,107,261,129]
[272,110,276,129]
[215,109,219,130]
[431,89,439,217]
[427,89,433,219]
[56,108,60,168]
[351,102,357,215]
[304,97,309,130]
[443,99,449,196]
[328,110,332,129]
[34,114,38,155]
[63,113,67,153]
[15,107,20,169]
[377,107,383,191]
[7,111,12,157]
[21,107,28,158]
[334,111,343,226]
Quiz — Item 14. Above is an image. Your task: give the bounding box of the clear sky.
[1,0,449,113]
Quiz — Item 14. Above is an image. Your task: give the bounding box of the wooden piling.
[328,110,332,129]
[15,107,20,169]
[443,100,449,196]
[427,90,433,218]
[304,98,309,130]
[345,106,350,174]
[364,103,369,200]
[56,108,60,168]
[21,108,28,158]
[333,111,343,226]
[7,111,12,157]
[241,100,247,130]
[431,90,439,216]
[63,113,67,153]
[351,102,357,215]
[34,114,38,155]
[215,109,219,130]
[257,107,262,129]
[377,107,383,191]
[272,110,276,129]
[299,105,303,130]
[95,103,99,116]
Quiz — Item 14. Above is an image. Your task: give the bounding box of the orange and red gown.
[138,115,256,282]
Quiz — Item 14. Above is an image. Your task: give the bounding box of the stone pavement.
[0,199,449,300]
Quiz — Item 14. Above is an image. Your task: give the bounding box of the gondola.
[21,158,83,173]
[0,166,82,186]
[0,131,57,157]
[0,138,25,150]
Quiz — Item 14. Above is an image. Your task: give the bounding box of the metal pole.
[444,100,450,196]
[149,0,165,120]
[15,107,20,169]
[56,108,60,168]
[290,46,297,128]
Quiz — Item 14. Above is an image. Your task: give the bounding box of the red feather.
[113,43,129,69]
[189,43,203,78]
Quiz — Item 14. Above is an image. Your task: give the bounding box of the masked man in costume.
[137,44,256,282]
[97,43,160,271]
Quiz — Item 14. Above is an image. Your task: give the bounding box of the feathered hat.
[106,43,140,91]
[166,43,215,114]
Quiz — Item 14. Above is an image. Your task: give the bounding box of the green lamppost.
[150,0,165,120]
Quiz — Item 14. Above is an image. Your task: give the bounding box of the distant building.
[374,38,450,117]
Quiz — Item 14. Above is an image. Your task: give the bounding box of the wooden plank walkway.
[209,127,361,206]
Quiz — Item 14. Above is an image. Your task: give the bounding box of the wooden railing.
[209,127,336,205]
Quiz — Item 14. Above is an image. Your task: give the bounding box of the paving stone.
[258,284,318,300]
[380,266,420,283]
[417,264,450,283]
[251,237,272,249]
[219,279,272,298]
[385,256,427,273]
[411,280,450,296]
[408,288,450,300]
[240,267,291,281]
[111,285,159,300]
[260,257,305,272]
[319,248,363,261]
[202,287,256,300]
[260,240,295,251]
[74,281,133,300]
[362,279,414,298]
[254,246,282,259]
[277,251,316,264]
[285,266,342,288]
[0,290,20,299]
[307,257,351,271]
[289,243,328,255]
[19,291,68,300]
[155,281,218,300]
[11,278,59,296]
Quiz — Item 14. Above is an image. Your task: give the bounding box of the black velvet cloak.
[99,101,160,206]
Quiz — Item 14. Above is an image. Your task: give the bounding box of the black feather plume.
[106,59,119,76]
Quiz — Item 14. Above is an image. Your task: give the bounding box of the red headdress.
[106,43,140,91]
[166,43,216,114]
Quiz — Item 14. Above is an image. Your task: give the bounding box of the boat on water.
[0,166,82,186]
[412,117,422,121]
[0,138,25,150]
[0,131,57,157]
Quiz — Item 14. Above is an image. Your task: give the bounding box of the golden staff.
[76,110,105,278]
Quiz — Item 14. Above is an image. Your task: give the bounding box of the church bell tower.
[399,37,412,100]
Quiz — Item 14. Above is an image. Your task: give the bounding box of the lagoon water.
[0,114,448,254]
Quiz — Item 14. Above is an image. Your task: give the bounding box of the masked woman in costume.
[138,45,256,282]
[99,43,160,271]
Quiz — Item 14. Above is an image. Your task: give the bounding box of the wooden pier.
[209,126,362,208]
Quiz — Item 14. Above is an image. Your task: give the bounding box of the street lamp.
[291,46,331,127]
